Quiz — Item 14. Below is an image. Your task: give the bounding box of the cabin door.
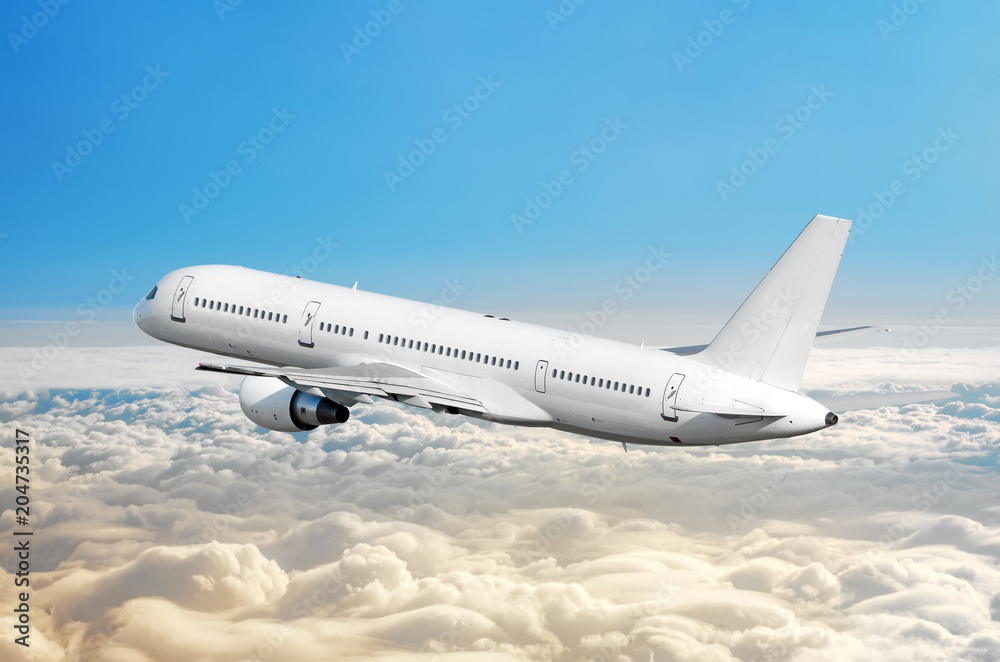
[298,301,321,347]
[170,275,194,322]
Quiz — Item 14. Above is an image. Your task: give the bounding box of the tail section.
[693,214,852,391]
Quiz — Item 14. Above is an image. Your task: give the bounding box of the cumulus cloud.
[1,341,1000,660]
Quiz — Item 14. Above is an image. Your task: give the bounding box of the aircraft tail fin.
[692,214,852,391]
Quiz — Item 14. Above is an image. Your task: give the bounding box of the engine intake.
[239,376,350,432]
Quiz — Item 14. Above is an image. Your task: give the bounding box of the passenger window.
[560,371,565,379]
[590,377,595,386]
[461,350,466,359]
[223,303,228,312]
[268,312,273,321]
[379,334,384,342]
[506,360,511,369]
[349,328,354,336]
[393,337,398,346]
[514,361,519,370]
[552,368,557,377]
[238,306,243,314]
[629,385,635,394]
[320,322,325,331]
[364,331,369,339]
[432,344,436,352]
[409,339,413,348]
[438,346,443,355]
[614,382,619,390]
[645,388,650,397]
[335,325,340,333]
[567,372,573,380]
[476,354,481,363]
[194,297,199,305]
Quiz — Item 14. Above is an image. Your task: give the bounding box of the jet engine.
[239,376,349,432]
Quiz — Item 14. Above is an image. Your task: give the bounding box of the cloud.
[2,343,1000,660]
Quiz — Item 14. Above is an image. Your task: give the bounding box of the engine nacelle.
[239,376,349,432]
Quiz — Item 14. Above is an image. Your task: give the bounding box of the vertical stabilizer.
[693,215,852,391]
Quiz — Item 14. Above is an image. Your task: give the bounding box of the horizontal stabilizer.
[813,325,891,344]
[813,390,958,412]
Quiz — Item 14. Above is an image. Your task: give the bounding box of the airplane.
[133,214,954,448]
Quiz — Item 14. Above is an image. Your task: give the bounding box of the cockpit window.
[145,285,157,300]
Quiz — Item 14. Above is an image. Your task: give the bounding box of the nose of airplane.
[133,298,149,331]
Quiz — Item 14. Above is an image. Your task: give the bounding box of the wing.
[197,361,487,413]
[655,325,891,355]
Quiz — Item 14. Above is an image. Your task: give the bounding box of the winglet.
[691,215,852,391]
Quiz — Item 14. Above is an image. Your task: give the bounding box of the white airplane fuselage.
[133,264,836,447]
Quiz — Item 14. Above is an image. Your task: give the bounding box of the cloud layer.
[2,343,999,661]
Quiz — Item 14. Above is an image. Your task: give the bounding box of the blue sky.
[1,0,998,325]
